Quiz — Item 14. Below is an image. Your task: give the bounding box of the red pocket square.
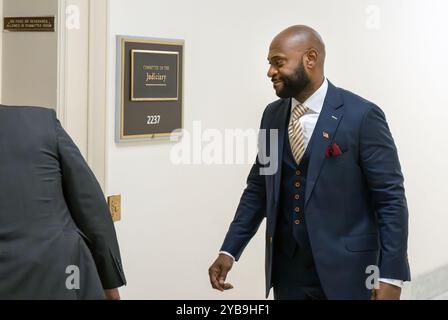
[325,143,343,158]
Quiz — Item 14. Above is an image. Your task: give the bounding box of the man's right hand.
[104,288,120,300]
[208,254,234,291]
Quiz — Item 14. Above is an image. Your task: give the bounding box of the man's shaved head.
[271,25,326,67]
[267,25,326,101]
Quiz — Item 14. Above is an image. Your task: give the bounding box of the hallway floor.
[434,291,448,300]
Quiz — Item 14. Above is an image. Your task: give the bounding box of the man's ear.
[305,48,319,69]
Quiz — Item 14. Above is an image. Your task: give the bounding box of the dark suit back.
[0,105,126,299]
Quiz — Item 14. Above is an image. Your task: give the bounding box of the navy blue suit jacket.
[221,81,411,299]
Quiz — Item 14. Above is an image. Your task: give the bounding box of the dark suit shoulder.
[336,87,383,119]
[259,98,289,129]
[0,104,56,117]
[0,105,57,142]
[264,98,287,115]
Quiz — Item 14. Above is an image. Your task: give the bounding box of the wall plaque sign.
[4,16,55,32]
[116,36,184,141]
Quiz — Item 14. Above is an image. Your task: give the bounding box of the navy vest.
[275,119,315,264]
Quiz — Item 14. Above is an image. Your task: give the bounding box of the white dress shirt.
[290,77,328,151]
[220,78,402,288]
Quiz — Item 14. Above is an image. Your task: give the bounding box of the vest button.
[294,194,300,200]
[296,170,301,176]
[294,219,301,225]
[294,207,300,213]
[295,182,301,188]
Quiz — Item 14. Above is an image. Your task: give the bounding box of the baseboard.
[401,264,448,300]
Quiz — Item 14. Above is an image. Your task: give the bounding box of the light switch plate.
[107,195,121,222]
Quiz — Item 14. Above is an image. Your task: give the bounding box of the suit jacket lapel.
[305,82,344,208]
[273,98,290,206]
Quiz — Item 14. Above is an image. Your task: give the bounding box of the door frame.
[0,0,3,101]
[57,0,108,190]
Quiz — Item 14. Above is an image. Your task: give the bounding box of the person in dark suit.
[209,25,410,300]
[0,105,126,299]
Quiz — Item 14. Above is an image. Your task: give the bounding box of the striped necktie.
[288,102,309,165]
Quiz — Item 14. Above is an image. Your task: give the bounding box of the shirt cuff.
[218,252,402,287]
[379,278,403,288]
[219,251,236,262]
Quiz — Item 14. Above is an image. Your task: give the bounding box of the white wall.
[1,0,58,108]
[107,0,448,299]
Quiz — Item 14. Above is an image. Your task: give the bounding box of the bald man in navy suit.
[209,25,410,300]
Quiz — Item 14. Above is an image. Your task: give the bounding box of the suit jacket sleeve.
[53,112,127,289]
[220,109,268,261]
[360,104,411,281]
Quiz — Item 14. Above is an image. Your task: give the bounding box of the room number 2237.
[147,115,161,125]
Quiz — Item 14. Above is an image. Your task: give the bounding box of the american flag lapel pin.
[323,131,330,139]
